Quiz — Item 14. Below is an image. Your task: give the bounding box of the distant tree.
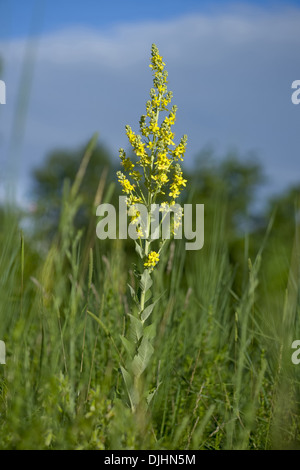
[182,149,265,294]
[31,141,116,242]
[187,148,264,237]
[265,184,300,240]
[260,184,300,296]
[188,149,299,301]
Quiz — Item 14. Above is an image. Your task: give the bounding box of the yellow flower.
[121,179,134,194]
[147,141,155,150]
[174,174,187,187]
[169,170,187,199]
[121,157,135,172]
[129,208,140,225]
[139,152,151,167]
[157,84,166,94]
[117,171,135,194]
[155,152,170,171]
[136,227,143,238]
[159,126,175,146]
[126,195,142,206]
[126,127,136,145]
[129,170,142,181]
[151,173,169,184]
[144,251,160,268]
[149,51,165,73]
[159,202,170,213]
[151,96,161,108]
[172,143,185,161]
[149,121,159,134]
[118,45,188,211]
[165,113,176,126]
[169,186,180,199]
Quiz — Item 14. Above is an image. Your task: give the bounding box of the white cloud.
[0,5,300,203]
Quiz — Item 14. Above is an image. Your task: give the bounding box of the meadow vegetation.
[0,45,299,450]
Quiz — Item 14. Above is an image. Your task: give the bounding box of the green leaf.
[135,241,144,259]
[88,248,93,290]
[145,289,152,303]
[146,381,162,405]
[131,337,154,378]
[141,299,158,322]
[0,341,6,364]
[127,284,138,304]
[128,314,143,343]
[144,323,156,340]
[132,264,140,280]
[120,366,139,410]
[140,269,153,293]
[120,366,132,390]
[120,335,135,359]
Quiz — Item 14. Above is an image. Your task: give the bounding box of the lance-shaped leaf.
[127,284,139,305]
[127,314,143,344]
[120,366,139,410]
[140,269,153,293]
[143,322,156,341]
[120,335,135,359]
[145,289,152,303]
[0,341,6,364]
[141,298,159,322]
[146,381,162,406]
[131,336,154,378]
[135,241,144,259]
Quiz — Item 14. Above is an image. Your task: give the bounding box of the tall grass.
[0,141,299,449]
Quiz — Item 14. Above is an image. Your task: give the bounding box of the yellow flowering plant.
[117,44,187,412]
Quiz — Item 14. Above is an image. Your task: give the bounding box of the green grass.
[0,160,299,450]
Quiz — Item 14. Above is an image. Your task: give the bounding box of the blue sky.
[0,0,300,206]
[2,0,300,39]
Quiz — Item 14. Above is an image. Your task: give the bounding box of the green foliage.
[31,139,115,242]
[0,135,300,449]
